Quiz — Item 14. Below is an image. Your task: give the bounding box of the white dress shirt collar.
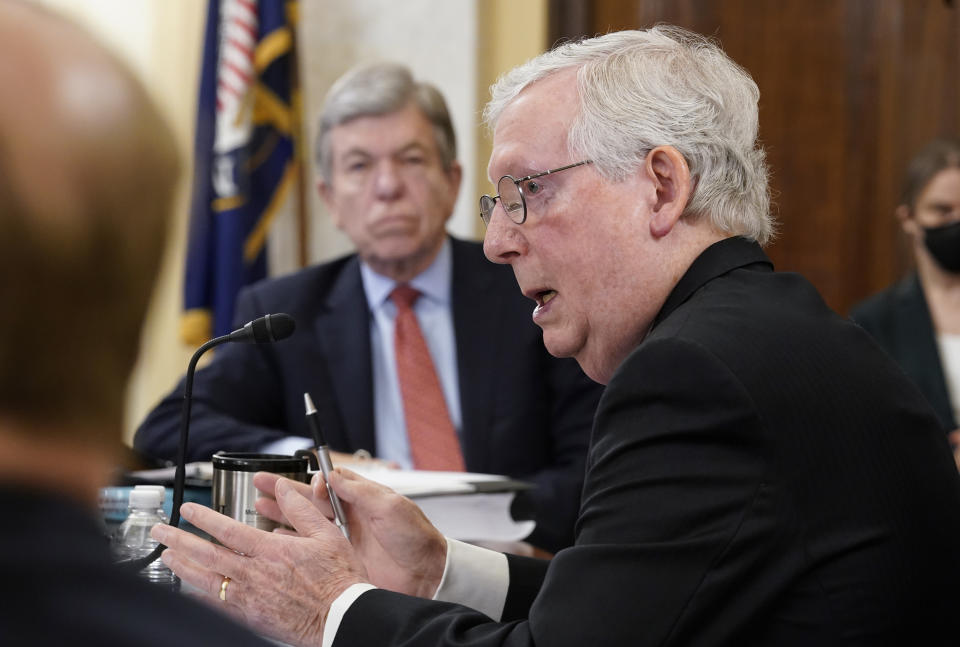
[359,237,453,309]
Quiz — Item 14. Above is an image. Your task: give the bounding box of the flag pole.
[288,0,308,269]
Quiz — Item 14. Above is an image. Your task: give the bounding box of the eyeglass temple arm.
[517,159,592,183]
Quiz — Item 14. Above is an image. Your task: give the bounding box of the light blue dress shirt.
[360,238,462,468]
[263,239,463,466]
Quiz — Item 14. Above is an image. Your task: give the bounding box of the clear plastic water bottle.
[112,486,179,590]
[133,485,170,522]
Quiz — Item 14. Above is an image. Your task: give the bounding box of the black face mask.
[924,221,960,274]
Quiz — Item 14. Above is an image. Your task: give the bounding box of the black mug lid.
[212,451,309,473]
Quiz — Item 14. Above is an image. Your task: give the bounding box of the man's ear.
[442,161,463,224]
[318,179,343,229]
[447,160,463,194]
[645,146,692,239]
[896,203,918,238]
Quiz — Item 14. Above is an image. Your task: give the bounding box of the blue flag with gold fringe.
[182,0,300,345]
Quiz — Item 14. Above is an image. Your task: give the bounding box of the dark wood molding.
[548,0,593,46]
[545,0,960,315]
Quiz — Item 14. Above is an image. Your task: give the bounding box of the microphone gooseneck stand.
[120,313,296,572]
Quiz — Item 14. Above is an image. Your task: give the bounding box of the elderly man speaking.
[153,25,960,647]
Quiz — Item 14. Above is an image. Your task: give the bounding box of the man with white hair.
[135,61,601,552]
[154,26,960,646]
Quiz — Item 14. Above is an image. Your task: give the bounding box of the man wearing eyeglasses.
[134,61,602,553]
[154,26,960,646]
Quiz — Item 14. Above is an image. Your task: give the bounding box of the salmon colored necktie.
[391,284,465,471]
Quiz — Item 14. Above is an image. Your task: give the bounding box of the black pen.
[303,392,350,541]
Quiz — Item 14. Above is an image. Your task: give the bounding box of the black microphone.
[122,313,296,572]
[228,312,296,344]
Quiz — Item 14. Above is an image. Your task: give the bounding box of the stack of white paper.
[347,466,536,542]
[127,461,214,483]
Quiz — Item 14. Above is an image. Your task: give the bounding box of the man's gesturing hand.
[254,467,447,598]
[152,480,366,647]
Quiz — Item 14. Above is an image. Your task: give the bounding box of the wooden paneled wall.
[549,0,960,315]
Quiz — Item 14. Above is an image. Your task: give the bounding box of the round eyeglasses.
[479,160,592,226]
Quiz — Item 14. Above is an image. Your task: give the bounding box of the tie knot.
[391,284,420,309]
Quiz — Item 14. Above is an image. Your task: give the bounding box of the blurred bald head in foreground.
[0,5,279,646]
[0,0,179,501]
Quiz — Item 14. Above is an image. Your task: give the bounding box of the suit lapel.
[313,256,377,454]
[451,239,501,469]
[891,275,956,429]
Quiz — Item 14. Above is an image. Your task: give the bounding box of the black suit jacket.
[334,237,960,646]
[0,487,271,646]
[134,237,602,551]
[849,273,956,430]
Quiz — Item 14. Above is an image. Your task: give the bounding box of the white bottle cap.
[128,487,164,509]
[133,485,167,498]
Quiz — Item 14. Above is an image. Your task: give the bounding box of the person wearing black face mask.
[851,137,960,469]
[923,219,960,274]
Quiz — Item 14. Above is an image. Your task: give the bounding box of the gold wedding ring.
[219,575,231,602]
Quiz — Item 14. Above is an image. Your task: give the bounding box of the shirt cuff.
[322,582,376,647]
[321,538,508,647]
[433,538,508,620]
[261,435,314,456]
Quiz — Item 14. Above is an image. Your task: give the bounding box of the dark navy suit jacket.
[850,273,956,430]
[134,237,603,551]
[1,487,271,646]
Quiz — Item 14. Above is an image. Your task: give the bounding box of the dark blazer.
[849,273,956,430]
[334,237,960,646]
[0,487,271,646]
[134,237,602,551]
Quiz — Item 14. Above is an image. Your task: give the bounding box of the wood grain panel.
[550,0,960,315]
